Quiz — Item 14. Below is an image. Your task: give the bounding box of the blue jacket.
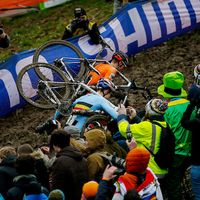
[0,194,4,200]
[113,131,129,153]
[71,93,118,131]
[95,180,109,200]
[25,193,48,200]
[187,83,200,101]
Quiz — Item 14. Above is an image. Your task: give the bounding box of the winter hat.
[126,148,150,173]
[145,99,168,116]
[194,64,200,78]
[157,71,187,98]
[48,189,65,200]
[25,182,48,200]
[107,119,119,134]
[26,182,42,195]
[74,7,86,18]
[81,181,99,200]
[63,125,80,138]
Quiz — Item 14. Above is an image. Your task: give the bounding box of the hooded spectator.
[84,129,106,182]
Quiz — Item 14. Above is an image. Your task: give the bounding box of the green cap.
[157,71,187,98]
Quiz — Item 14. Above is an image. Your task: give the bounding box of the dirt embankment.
[0,30,200,149]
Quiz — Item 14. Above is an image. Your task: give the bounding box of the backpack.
[144,121,175,169]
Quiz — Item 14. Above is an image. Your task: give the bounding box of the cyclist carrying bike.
[87,51,129,86]
[55,78,118,132]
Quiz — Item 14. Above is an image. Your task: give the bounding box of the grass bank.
[0,0,114,61]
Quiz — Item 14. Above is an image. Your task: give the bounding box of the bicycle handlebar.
[130,79,153,100]
[99,35,114,52]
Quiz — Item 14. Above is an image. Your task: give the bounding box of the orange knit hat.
[81,181,99,200]
[126,148,150,173]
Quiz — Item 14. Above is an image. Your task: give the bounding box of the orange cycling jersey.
[88,63,117,85]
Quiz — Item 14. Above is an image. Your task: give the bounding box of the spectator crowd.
[1,65,200,200]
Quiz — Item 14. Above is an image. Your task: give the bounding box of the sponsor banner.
[39,0,70,10]
[0,0,50,14]
[1,0,200,118]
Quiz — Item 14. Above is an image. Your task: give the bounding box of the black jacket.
[181,103,200,165]
[0,154,18,198]
[30,150,50,190]
[51,145,88,200]
[0,35,10,48]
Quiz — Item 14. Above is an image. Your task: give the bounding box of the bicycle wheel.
[81,114,111,137]
[17,62,71,109]
[33,40,85,81]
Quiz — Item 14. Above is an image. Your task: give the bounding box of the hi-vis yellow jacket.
[118,117,168,178]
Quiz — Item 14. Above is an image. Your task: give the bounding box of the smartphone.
[126,108,131,116]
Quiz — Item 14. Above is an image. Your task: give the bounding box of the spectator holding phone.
[62,7,100,44]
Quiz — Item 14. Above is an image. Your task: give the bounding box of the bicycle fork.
[37,80,65,106]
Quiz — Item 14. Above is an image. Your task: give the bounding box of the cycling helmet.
[86,121,102,131]
[96,78,116,92]
[194,64,200,78]
[112,51,129,67]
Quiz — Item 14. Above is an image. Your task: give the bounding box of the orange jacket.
[88,63,117,85]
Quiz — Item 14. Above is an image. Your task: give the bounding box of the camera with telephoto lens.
[76,18,83,24]
[37,118,58,135]
[111,152,126,170]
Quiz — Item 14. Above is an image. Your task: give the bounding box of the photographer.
[62,7,100,44]
[0,27,10,49]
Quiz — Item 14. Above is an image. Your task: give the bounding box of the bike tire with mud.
[33,40,85,81]
[17,62,71,109]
